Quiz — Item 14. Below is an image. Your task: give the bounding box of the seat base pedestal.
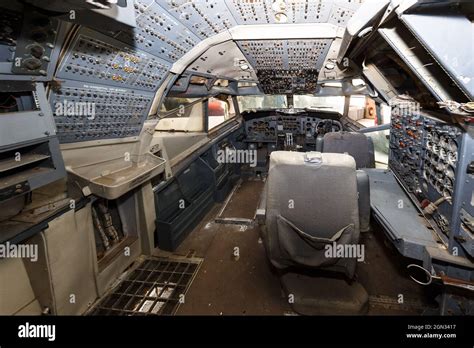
[281,273,369,315]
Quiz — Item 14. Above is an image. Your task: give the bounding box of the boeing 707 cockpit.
[0,0,473,344]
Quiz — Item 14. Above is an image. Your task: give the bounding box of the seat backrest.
[262,151,360,278]
[323,132,375,169]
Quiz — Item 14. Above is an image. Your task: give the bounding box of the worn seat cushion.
[262,151,360,276]
[323,132,375,169]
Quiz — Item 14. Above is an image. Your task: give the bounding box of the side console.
[0,82,66,203]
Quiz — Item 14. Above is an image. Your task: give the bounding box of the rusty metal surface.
[88,256,202,316]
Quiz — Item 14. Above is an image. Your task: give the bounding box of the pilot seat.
[258,151,369,315]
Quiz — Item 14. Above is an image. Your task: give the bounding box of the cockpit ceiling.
[187,41,259,82]
[149,0,364,93]
[157,0,363,40]
[4,0,365,96]
[229,0,362,26]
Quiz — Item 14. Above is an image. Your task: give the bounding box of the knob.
[29,44,45,58]
[22,58,42,70]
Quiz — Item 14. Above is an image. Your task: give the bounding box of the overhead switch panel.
[109,0,200,63]
[238,39,333,94]
[226,0,361,26]
[156,0,237,39]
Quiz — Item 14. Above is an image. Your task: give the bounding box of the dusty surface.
[220,180,265,219]
[358,225,438,314]
[177,223,289,315]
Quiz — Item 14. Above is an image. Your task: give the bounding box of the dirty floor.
[154,180,438,315]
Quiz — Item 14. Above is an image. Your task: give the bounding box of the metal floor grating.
[89,256,202,316]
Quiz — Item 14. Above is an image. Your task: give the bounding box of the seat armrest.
[367,137,376,169]
[356,170,371,232]
[256,180,268,225]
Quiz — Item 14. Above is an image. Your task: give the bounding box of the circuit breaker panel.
[51,26,171,144]
[49,80,156,143]
[389,107,474,258]
[56,28,171,92]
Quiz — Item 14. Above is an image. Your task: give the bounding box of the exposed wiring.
[407,264,474,291]
[423,196,452,215]
[0,95,17,109]
[407,264,433,286]
[438,101,474,114]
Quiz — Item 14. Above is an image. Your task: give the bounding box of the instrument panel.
[246,115,324,141]
[244,110,342,154]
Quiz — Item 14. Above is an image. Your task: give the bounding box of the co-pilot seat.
[259,151,369,315]
[321,131,376,169]
[318,131,375,232]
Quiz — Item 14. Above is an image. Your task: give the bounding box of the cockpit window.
[293,95,345,114]
[156,97,205,132]
[208,95,236,131]
[160,97,200,114]
[237,95,345,114]
[237,95,287,112]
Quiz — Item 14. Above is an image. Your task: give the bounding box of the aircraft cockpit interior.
[0,0,473,334]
